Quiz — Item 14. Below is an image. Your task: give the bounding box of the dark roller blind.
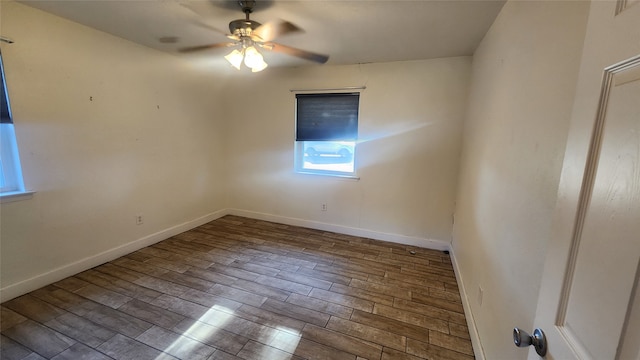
[1,52,12,124]
[296,93,359,141]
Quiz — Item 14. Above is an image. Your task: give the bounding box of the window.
[295,93,359,177]
[1,50,26,197]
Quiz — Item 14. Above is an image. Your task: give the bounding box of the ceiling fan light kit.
[224,49,244,70]
[180,0,328,72]
[243,46,268,72]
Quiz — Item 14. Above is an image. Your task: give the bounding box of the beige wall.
[223,58,471,247]
[0,2,228,300]
[452,1,590,358]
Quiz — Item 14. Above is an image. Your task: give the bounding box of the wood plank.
[172,318,249,355]
[372,304,449,333]
[75,269,163,303]
[260,298,330,327]
[428,330,474,356]
[349,309,430,343]
[3,294,66,323]
[393,298,467,325]
[329,283,394,306]
[2,320,76,358]
[45,312,116,348]
[97,333,175,359]
[136,326,216,359]
[286,293,354,319]
[406,337,474,359]
[308,288,374,313]
[301,323,383,360]
[237,340,306,360]
[0,307,27,332]
[325,316,406,351]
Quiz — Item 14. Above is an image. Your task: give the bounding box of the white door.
[531,1,640,359]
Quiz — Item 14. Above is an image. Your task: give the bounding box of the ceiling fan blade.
[178,43,236,53]
[252,20,302,42]
[194,20,234,37]
[179,3,238,39]
[266,43,329,64]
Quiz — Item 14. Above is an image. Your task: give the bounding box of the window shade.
[1,53,12,124]
[296,93,359,141]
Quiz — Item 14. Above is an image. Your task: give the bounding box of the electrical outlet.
[477,285,484,306]
[136,215,144,225]
[321,203,327,211]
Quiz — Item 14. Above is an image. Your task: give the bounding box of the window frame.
[0,49,29,200]
[294,91,361,178]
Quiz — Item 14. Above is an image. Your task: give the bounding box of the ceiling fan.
[179,0,329,72]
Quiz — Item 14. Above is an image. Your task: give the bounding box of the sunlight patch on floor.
[268,326,302,354]
[157,305,235,359]
[196,304,235,328]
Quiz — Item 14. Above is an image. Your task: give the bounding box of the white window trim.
[1,52,32,202]
[0,190,35,203]
[295,170,361,181]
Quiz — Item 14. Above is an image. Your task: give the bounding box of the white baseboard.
[1,208,451,302]
[0,209,227,302]
[449,247,485,360]
[227,208,450,251]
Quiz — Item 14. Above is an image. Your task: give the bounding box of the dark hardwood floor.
[1,215,474,360]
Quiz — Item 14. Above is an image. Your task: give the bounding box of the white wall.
[452,1,590,358]
[0,1,228,300]
[223,58,471,247]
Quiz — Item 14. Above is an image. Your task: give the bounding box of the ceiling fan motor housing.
[229,19,261,37]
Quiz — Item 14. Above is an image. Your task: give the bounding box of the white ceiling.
[18,0,506,70]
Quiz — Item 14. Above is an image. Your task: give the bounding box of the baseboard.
[449,246,485,360]
[0,209,228,302]
[1,208,451,302]
[227,208,450,251]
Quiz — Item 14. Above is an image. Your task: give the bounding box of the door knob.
[513,327,547,357]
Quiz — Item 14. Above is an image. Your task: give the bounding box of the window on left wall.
[0,50,27,198]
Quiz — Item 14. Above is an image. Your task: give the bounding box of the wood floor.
[1,216,474,360]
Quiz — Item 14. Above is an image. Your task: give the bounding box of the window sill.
[0,190,35,203]
[295,171,360,180]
